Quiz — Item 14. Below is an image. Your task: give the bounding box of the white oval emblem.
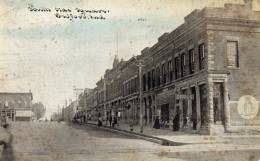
[237,95,258,119]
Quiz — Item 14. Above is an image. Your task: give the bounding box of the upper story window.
[134,77,138,93]
[189,49,195,74]
[175,56,180,79]
[143,73,146,91]
[156,67,160,86]
[168,60,173,81]
[181,53,186,77]
[162,63,166,84]
[152,69,155,88]
[199,43,205,70]
[227,41,239,68]
[147,71,151,90]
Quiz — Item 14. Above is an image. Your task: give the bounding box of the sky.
[0,0,259,118]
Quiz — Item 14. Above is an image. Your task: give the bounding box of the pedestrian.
[144,115,147,125]
[112,116,117,128]
[109,115,112,127]
[153,116,160,129]
[173,109,180,131]
[83,114,86,123]
[97,117,102,127]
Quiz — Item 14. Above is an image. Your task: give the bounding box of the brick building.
[0,92,33,121]
[85,0,260,134]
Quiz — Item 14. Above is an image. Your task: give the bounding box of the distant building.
[0,92,33,121]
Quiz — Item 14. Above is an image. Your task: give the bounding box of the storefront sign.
[176,94,194,100]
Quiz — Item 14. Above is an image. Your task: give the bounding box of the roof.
[0,92,33,100]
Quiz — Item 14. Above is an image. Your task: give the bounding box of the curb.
[83,122,186,146]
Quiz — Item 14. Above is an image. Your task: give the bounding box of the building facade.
[0,92,33,121]
[85,1,260,134]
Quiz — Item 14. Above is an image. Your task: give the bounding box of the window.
[199,43,205,70]
[156,67,160,86]
[143,74,146,91]
[130,79,134,94]
[227,41,239,68]
[168,60,173,81]
[152,69,155,88]
[134,77,138,93]
[175,57,180,79]
[189,49,195,74]
[162,64,166,84]
[181,54,186,77]
[147,71,151,90]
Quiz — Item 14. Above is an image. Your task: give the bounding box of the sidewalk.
[86,120,260,145]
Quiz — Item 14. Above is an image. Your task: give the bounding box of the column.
[207,78,214,132]
[223,79,230,130]
[179,91,184,129]
[195,84,201,130]
[187,87,192,129]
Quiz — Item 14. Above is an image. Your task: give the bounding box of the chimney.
[244,0,253,10]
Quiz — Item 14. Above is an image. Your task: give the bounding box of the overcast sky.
[0,0,259,118]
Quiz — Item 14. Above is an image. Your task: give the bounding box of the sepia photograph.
[1,0,260,160]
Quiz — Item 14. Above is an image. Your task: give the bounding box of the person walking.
[109,115,112,127]
[97,117,102,127]
[153,116,160,129]
[112,116,117,128]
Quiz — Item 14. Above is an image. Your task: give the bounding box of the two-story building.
[0,92,33,121]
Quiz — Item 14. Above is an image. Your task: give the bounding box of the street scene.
[1,122,260,161]
[1,0,260,160]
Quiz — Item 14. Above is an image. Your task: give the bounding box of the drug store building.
[140,1,260,134]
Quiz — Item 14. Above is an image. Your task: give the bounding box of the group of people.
[153,113,180,131]
[98,115,118,128]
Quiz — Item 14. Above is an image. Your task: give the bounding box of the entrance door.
[213,83,225,125]
[173,106,180,131]
[161,104,169,124]
[191,87,197,130]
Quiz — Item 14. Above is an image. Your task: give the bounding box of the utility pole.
[134,57,145,133]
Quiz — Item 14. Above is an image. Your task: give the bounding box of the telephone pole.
[134,57,145,133]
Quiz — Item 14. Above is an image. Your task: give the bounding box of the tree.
[32,102,46,120]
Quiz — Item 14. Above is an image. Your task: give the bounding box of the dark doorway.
[161,104,169,123]
[182,89,188,128]
[213,83,225,125]
[173,106,180,131]
[191,87,197,130]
